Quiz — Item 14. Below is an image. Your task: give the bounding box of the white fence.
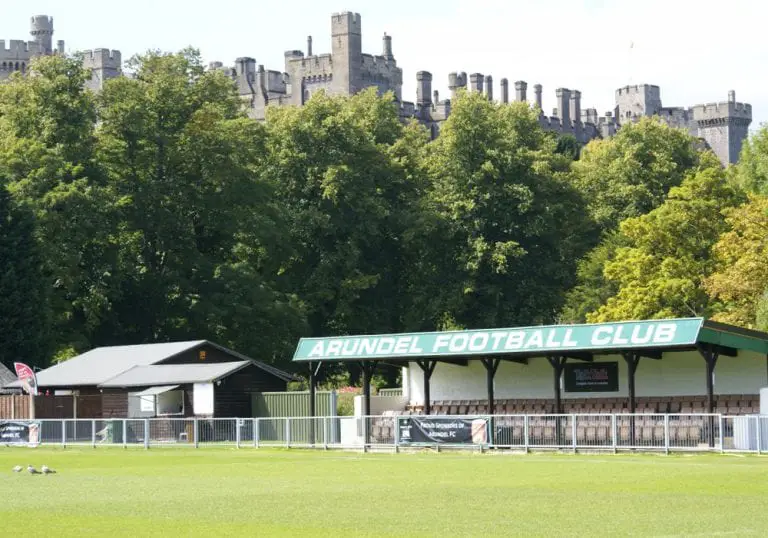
[2,414,768,453]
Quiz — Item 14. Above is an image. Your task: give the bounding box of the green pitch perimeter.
[1,449,767,537]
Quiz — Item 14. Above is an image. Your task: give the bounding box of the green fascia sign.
[292,318,705,362]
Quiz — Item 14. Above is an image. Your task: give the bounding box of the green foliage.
[731,125,768,194]
[419,92,592,327]
[572,117,702,233]
[555,133,581,160]
[589,157,745,322]
[0,185,51,368]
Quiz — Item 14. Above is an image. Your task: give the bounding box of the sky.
[2,0,766,131]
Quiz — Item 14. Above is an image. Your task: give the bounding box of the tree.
[588,155,744,322]
[704,195,768,328]
[0,184,51,368]
[95,49,304,364]
[572,117,703,233]
[419,91,592,328]
[264,89,425,340]
[555,133,581,161]
[730,125,768,195]
[0,54,110,359]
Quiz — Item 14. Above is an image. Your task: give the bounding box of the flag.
[13,362,38,396]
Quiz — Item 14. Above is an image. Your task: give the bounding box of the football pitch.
[1,449,767,537]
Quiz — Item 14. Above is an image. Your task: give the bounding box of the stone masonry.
[211,12,751,166]
[0,15,121,91]
[2,13,752,166]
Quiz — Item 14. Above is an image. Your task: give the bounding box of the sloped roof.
[3,340,296,389]
[0,363,19,394]
[98,361,253,388]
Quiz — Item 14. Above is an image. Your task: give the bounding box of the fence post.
[92,419,96,448]
[664,414,670,455]
[143,419,150,449]
[62,419,66,448]
[252,418,258,448]
[122,420,127,449]
[236,419,241,449]
[571,415,577,453]
[524,415,529,453]
[323,416,328,450]
[611,414,617,454]
[363,416,369,451]
[285,418,291,448]
[718,415,724,454]
[757,416,762,455]
[193,418,199,449]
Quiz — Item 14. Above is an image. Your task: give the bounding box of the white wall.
[353,395,409,416]
[406,350,768,405]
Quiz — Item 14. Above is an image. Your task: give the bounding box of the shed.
[2,341,297,419]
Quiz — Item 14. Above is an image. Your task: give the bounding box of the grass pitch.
[1,448,767,537]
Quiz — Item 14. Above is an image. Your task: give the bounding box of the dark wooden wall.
[213,365,287,418]
[101,389,128,418]
[161,344,246,366]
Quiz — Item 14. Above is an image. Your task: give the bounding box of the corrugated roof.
[134,385,180,396]
[5,341,206,388]
[99,361,252,388]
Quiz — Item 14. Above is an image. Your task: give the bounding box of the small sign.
[199,350,207,361]
[0,421,40,446]
[563,362,619,392]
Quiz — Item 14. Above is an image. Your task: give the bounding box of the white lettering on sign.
[468,333,489,352]
[563,329,578,347]
[409,337,424,353]
[326,340,343,356]
[545,330,561,348]
[433,334,451,353]
[341,339,359,356]
[376,337,395,355]
[612,325,629,345]
[630,325,653,344]
[393,337,411,355]
[490,332,507,351]
[360,339,377,355]
[448,334,469,353]
[591,327,612,346]
[524,331,543,349]
[505,331,525,350]
[308,341,325,358]
[654,323,677,343]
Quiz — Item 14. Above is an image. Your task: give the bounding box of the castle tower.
[556,88,571,126]
[570,90,581,125]
[416,71,432,107]
[331,12,362,96]
[500,78,509,104]
[692,90,752,165]
[82,49,122,92]
[382,33,393,60]
[484,75,493,101]
[469,73,483,94]
[30,15,54,55]
[534,84,542,110]
[515,81,527,102]
[614,84,662,125]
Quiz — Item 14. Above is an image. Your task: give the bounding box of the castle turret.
[534,84,542,110]
[30,15,53,55]
[515,80,527,102]
[417,71,432,107]
[56,40,64,54]
[307,36,313,57]
[570,90,581,126]
[556,88,571,126]
[469,73,483,94]
[692,90,752,165]
[331,12,362,95]
[500,78,509,104]
[382,33,393,60]
[82,48,122,92]
[484,75,493,101]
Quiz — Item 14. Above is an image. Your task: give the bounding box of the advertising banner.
[13,362,38,396]
[0,421,41,446]
[397,416,489,445]
[563,362,619,392]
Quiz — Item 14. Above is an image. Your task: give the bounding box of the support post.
[360,361,376,446]
[622,352,640,447]
[697,345,719,447]
[91,419,96,448]
[122,420,127,449]
[144,419,150,449]
[416,360,438,415]
[481,358,501,446]
[308,361,321,446]
[547,356,566,446]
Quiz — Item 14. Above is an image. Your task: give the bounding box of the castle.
[2,13,752,166]
[0,15,121,92]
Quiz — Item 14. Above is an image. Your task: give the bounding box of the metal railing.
[2,414,767,453]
